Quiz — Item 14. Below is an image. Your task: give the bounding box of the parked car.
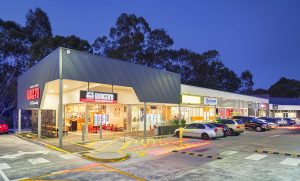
[283,118,296,126]
[274,118,288,126]
[210,123,230,137]
[174,123,224,140]
[232,116,269,132]
[217,119,245,136]
[257,117,277,129]
[0,120,8,134]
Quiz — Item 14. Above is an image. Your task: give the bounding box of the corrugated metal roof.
[62,48,181,104]
[17,49,60,109]
[17,47,181,109]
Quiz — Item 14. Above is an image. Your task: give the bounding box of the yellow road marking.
[138,151,146,158]
[119,141,132,151]
[23,163,146,181]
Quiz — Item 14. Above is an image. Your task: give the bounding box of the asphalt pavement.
[1,128,300,181]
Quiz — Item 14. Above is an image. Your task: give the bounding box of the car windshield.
[0,120,6,124]
[250,118,263,123]
[205,124,215,128]
[236,120,244,124]
[227,120,235,124]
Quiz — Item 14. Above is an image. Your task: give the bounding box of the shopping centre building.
[17,47,269,146]
[269,97,300,120]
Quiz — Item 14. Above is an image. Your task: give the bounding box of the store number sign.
[80,90,117,103]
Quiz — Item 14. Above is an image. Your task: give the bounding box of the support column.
[84,103,89,141]
[178,104,182,125]
[58,48,63,148]
[18,109,21,133]
[144,102,147,139]
[38,109,42,139]
[127,105,132,132]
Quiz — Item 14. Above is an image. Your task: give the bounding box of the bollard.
[82,124,85,142]
[179,127,183,146]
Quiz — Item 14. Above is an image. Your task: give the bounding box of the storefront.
[17,47,269,147]
[269,97,300,120]
[180,84,269,119]
[17,47,181,147]
[170,95,216,123]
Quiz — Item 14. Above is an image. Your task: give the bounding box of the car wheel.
[229,128,234,136]
[175,131,179,138]
[255,126,262,132]
[201,133,210,140]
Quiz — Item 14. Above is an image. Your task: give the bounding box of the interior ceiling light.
[49,89,54,93]
[64,85,68,88]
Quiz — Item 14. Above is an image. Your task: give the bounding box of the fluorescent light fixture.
[49,89,54,93]
[64,85,68,88]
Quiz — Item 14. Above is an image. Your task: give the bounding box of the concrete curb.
[81,152,129,163]
[255,150,300,157]
[172,150,223,160]
[15,133,70,154]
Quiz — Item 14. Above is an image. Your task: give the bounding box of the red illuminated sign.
[26,87,40,100]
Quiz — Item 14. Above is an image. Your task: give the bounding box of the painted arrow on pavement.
[0,151,49,159]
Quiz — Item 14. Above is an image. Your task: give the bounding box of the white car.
[275,118,287,126]
[174,123,224,140]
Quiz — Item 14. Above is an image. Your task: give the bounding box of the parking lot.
[1,127,300,181]
[106,127,300,181]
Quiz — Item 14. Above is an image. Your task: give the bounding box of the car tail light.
[0,125,2,129]
[236,125,240,129]
[214,128,218,132]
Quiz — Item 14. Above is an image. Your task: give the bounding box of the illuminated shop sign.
[26,84,40,106]
[181,95,201,104]
[204,97,217,106]
[80,91,117,103]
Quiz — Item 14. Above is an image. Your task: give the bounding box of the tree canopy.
[1,8,298,117]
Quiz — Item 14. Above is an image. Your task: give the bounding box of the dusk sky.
[1,0,299,89]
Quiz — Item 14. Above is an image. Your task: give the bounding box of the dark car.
[0,120,8,134]
[283,118,296,126]
[232,116,269,132]
[210,123,229,137]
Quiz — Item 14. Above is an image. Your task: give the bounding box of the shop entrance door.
[203,107,210,121]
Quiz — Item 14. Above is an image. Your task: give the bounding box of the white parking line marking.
[270,135,280,137]
[0,163,10,181]
[28,158,50,165]
[279,158,300,166]
[59,154,78,160]
[245,154,268,161]
[0,170,9,181]
[0,151,49,159]
[0,163,10,170]
[220,151,238,156]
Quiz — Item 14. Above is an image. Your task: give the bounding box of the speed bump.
[172,150,222,160]
[255,150,300,158]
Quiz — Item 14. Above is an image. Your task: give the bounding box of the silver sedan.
[174,123,224,140]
